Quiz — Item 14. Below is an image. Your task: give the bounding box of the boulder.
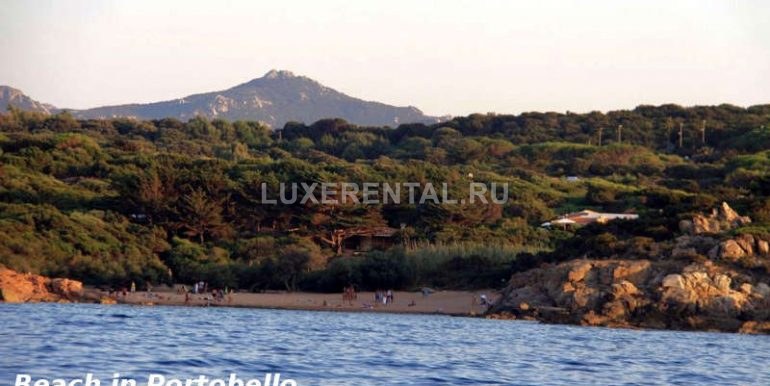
[719,240,747,261]
[691,214,719,234]
[688,202,751,235]
[612,260,650,284]
[0,267,83,303]
[488,257,770,334]
[612,280,640,297]
[582,310,609,326]
[713,274,732,292]
[719,202,751,227]
[740,321,770,334]
[662,274,685,289]
[0,268,50,302]
[567,262,593,283]
[739,283,753,295]
[50,278,84,300]
[734,234,755,256]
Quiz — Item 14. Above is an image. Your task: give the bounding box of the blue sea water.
[1,303,770,386]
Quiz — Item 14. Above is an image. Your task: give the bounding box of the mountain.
[0,71,440,128]
[0,85,57,114]
[2,71,440,127]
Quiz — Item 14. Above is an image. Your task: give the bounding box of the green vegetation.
[1,104,769,291]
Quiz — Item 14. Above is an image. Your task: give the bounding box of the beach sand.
[85,287,499,316]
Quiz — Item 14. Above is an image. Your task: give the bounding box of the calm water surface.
[1,303,770,385]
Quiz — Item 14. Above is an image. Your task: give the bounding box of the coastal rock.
[489,259,769,333]
[662,274,685,289]
[739,321,770,334]
[734,234,755,256]
[0,267,84,303]
[612,260,651,284]
[567,262,593,283]
[489,204,769,333]
[50,278,84,300]
[0,268,51,302]
[719,240,747,261]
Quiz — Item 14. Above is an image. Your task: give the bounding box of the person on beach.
[130,281,136,293]
[342,286,355,306]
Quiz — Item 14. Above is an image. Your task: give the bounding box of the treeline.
[0,103,768,291]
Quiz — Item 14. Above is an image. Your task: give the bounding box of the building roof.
[542,209,638,227]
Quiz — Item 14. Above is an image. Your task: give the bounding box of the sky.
[1,0,769,117]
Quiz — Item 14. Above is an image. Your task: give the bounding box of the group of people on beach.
[104,279,233,306]
[342,285,357,305]
[107,280,153,298]
[375,290,394,305]
[341,287,396,307]
[181,282,232,305]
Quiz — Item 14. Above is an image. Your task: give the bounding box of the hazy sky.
[1,0,769,116]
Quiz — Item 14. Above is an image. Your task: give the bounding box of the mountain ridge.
[0,85,58,114]
[0,71,442,128]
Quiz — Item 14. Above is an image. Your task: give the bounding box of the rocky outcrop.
[488,259,770,333]
[706,233,770,264]
[673,203,768,265]
[0,267,83,303]
[490,202,770,333]
[679,202,751,235]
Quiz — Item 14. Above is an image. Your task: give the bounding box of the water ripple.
[1,303,770,385]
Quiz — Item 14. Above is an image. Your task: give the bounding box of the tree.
[271,245,312,291]
[179,188,232,243]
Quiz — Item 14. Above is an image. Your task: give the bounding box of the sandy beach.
[84,287,499,316]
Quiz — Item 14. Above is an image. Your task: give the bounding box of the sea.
[1,303,769,385]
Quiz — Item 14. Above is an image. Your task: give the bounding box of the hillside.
[0,86,57,114]
[0,104,769,326]
[1,71,440,128]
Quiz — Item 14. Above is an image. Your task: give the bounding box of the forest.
[0,103,769,292]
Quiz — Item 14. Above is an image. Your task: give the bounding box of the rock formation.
[489,259,770,333]
[679,201,751,235]
[490,203,770,333]
[0,267,83,303]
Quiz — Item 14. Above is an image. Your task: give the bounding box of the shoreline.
[82,287,499,317]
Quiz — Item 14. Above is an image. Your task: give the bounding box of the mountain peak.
[264,69,296,79]
[2,72,441,128]
[0,85,57,114]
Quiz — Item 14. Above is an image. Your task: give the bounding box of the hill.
[0,86,57,114]
[1,71,441,128]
